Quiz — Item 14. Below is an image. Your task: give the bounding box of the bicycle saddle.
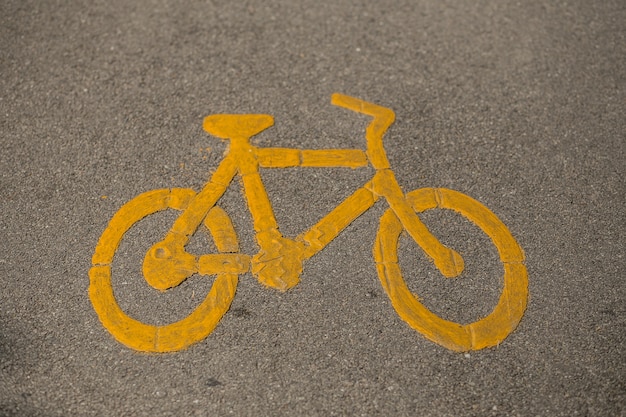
[203,114,274,139]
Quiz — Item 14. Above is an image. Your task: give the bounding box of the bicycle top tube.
[203,94,396,171]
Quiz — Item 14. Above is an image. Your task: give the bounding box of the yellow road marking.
[90,94,528,353]
[256,148,368,168]
[374,188,528,351]
[89,189,239,352]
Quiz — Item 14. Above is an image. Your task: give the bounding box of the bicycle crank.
[143,234,197,291]
[143,233,251,291]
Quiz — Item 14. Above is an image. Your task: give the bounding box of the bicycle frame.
[143,94,464,292]
[91,93,528,353]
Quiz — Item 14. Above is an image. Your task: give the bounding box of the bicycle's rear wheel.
[89,188,240,352]
[374,188,528,351]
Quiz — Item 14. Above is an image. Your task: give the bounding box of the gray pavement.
[1,0,625,416]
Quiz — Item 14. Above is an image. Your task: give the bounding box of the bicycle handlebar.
[331,93,395,170]
[331,93,395,126]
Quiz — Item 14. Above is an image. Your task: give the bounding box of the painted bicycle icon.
[89,94,528,353]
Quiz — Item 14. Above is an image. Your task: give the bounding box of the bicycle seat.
[203,114,274,139]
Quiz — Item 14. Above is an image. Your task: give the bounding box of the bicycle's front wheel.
[374,188,528,351]
[89,188,240,352]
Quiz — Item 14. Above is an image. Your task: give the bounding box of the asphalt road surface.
[1,0,624,416]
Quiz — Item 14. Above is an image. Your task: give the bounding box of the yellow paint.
[369,170,465,278]
[374,188,528,351]
[299,186,377,258]
[256,148,368,168]
[300,149,368,168]
[90,94,528,353]
[90,188,239,352]
[331,93,394,170]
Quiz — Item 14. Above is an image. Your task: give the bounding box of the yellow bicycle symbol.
[89,94,528,353]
